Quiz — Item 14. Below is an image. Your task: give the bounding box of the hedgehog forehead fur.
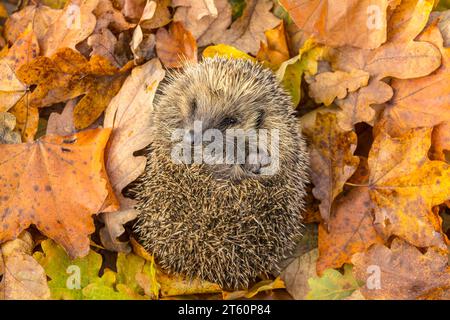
[133,57,309,290]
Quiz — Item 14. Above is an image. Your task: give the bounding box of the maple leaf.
[352,239,450,300]
[0,128,118,258]
[279,0,391,49]
[156,21,198,68]
[0,232,50,300]
[308,112,359,223]
[10,47,131,140]
[0,26,39,113]
[368,128,450,248]
[215,0,280,55]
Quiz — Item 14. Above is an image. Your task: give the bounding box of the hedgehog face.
[153,58,289,180]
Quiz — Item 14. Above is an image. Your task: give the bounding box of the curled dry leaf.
[0,128,119,258]
[0,232,51,300]
[215,0,280,55]
[280,0,390,49]
[352,239,450,300]
[156,22,198,68]
[307,112,359,223]
[102,58,165,252]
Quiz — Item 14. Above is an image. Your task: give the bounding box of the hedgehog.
[132,57,309,290]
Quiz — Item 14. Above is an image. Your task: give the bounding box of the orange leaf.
[256,22,290,69]
[0,128,119,258]
[156,22,198,68]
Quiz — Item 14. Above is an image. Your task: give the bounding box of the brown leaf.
[215,0,280,55]
[368,128,450,248]
[280,0,390,49]
[93,0,135,33]
[352,239,450,300]
[0,232,51,300]
[0,128,119,258]
[156,22,198,68]
[317,187,384,274]
[0,113,21,144]
[41,0,99,56]
[308,112,359,223]
[46,99,76,136]
[141,0,171,30]
[0,26,39,113]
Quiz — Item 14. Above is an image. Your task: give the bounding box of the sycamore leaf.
[215,0,280,55]
[368,128,450,248]
[0,25,39,113]
[11,48,131,140]
[174,0,232,47]
[41,0,99,57]
[307,264,362,300]
[280,0,390,49]
[0,232,50,300]
[307,69,370,106]
[0,128,119,258]
[308,112,359,223]
[156,22,198,68]
[352,239,450,300]
[317,187,384,274]
[0,113,21,144]
[281,249,318,300]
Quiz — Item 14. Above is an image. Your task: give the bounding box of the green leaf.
[306,264,362,300]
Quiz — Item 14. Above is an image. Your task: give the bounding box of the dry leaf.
[93,0,134,33]
[0,113,21,144]
[140,0,171,30]
[308,112,359,223]
[40,0,99,56]
[215,0,280,55]
[222,278,285,300]
[256,22,290,69]
[46,99,76,136]
[156,22,198,68]
[0,128,119,258]
[280,0,390,49]
[99,209,138,253]
[0,232,51,300]
[431,121,450,162]
[352,239,450,300]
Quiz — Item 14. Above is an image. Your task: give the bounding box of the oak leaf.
[0,232,50,300]
[0,128,118,258]
[308,112,359,223]
[156,22,198,68]
[352,239,450,300]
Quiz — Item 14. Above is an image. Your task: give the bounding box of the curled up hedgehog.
[132,57,309,290]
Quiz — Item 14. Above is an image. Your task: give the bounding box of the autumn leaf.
[307,264,361,300]
[215,0,280,55]
[202,44,255,61]
[156,22,198,68]
[431,121,450,162]
[174,0,232,47]
[140,0,171,30]
[307,112,359,223]
[41,0,99,56]
[0,113,21,144]
[280,0,391,49]
[256,22,290,70]
[0,25,39,113]
[0,232,51,300]
[11,48,131,140]
[368,128,450,248]
[317,187,384,274]
[0,128,118,258]
[222,278,285,300]
[352,239,450,300]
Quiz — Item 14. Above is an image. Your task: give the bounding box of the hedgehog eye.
[220,117,238,128]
